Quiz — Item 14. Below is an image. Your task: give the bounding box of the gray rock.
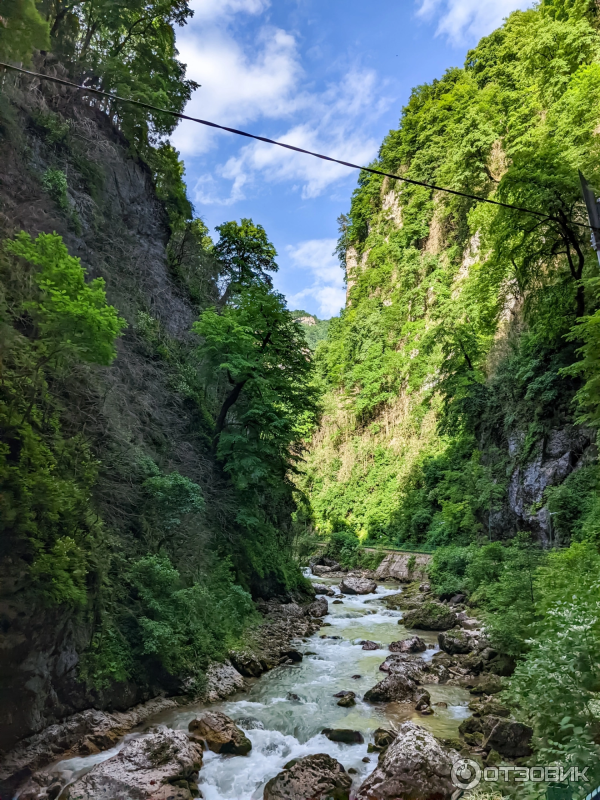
[312,565,334,577]
[205,660,247,702]
[438,629,475,655]
[339,577,377,595]
[64,726,203,800]
[322,729,364,744]
[363,673,419,703]
[312,583,336,597]
[375,553,432,582]
[388,636,426,653]
[483,717,533,758]
[337,693,356,708]
[402,602,457,631]
[229,650,265,678]
[188,711,251,756]
[307,597,329,618]
[263,753,352,800]
[355,721,457,800]
[360,640,380,650]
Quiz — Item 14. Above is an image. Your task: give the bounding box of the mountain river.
[46,575,472,799]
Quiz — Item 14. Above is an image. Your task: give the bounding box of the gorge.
[2,0,600,797]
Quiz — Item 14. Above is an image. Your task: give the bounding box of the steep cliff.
[299,0,600,552]
[0,65,306,753]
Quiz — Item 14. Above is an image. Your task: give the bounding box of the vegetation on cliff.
[0,0,316,716]
[297,0,600,783]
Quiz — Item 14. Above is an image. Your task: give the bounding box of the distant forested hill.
[290,309,331,349]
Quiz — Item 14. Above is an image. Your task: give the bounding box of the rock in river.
[360,640,380,650]
[363,673,419,703]
[64,726,203,800]
[189,711,252,755]
[401,602,457,631]
[263,753,352,800]
[339,577,377,595]
[388,636,426,653]
[438,629,475,655]
[322,728,365,744]
[313,583,336,596]
[355,721,457,800]
[307,597,329,617]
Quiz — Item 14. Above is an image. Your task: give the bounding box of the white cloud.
[190,0,269,23]
[198,68,383,203]
[286,239,345,318]
[173,3,387,201]
[174,25,301,155]
[416,0,531,43]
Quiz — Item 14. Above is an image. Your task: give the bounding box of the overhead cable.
[0,61,593,230]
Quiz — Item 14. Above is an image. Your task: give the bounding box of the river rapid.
[48,575,471,799]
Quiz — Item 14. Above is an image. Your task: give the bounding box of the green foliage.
[509,543,600,784]
[6,232,125,365]
[80,555,257,686]
[41,168,69,210]
[290,310,331,350]
[128,555,256,676]
[143,470,205,531]
[214,218,278,301]
[0,231,124,607]
[193,275,319,585]
[0,0,49,63]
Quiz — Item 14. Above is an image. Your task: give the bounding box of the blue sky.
[172,0,530,318]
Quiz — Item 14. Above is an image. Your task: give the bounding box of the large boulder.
[402,602,457,631]
[322,729,365,744]
[363,673,419,703]
[307,597,329,617]
[355,722,457,800]
[64,726,203,800]
[312,565,335,577]
[188,711,252,755]
[229,649,265,678]
[205,660,247,702]
[438,629,475,655]
[483,717,533,758]
[263,753,352,800]
[388,636,426,653]
[375,553,432,582]
[313,583,336,596]
[340,577,377,595]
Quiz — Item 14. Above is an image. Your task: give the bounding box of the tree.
[213,219,278,304]
[193,283,317,487]
[0,0,49,63]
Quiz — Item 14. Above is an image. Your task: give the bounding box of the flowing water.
[48,577,471,799]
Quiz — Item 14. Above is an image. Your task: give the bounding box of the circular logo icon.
[451,758,482,790]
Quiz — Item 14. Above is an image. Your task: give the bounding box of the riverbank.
[2,565,530,799]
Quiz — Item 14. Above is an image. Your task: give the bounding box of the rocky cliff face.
[0,69,214,752]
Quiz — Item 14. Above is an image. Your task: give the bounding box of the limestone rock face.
[402,602,457,631]
[355,721,457,800]
[339,577,377,595]
[375,553,432,582]
[64,726,203,800]
[263,753,352,800]
[189,711,252,755]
